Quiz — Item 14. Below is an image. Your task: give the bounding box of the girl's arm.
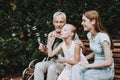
[81,41,113,68]
[59,44,80,65]
[47,32,62,57]
[48,42,62,57]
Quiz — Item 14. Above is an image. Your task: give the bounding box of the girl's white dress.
[57,41,88,80]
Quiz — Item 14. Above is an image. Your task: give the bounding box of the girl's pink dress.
[57,41,88,80]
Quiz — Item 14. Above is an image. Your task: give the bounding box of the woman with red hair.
[71,10,114,80]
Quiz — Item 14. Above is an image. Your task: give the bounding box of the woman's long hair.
[83,10,114,49]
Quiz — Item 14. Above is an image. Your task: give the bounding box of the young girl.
[48,24,88,80]
[71,10,114,80]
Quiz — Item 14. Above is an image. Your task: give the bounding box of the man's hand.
[38,43,47,53]
[74,40,84,48]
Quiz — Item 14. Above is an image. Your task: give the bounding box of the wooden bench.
[22,39,120,80]
[81,39,120,80]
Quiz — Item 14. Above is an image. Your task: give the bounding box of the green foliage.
[0,0,120,77]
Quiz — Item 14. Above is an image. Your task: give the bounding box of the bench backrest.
[81,39,120,79]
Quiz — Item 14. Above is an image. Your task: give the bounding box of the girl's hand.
[58,56,65,63]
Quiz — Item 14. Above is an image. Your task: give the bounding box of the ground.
[12,76,22,80]
[1,76,22,80]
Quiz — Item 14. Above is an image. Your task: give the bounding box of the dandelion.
[26,24,31,27]
[44,33,48,37]
[32,26,37,30]
[11,33,16,37]
[27,29,30,32]
[28,33,31,36]
[37,37,41,44]
[36,33,40,37]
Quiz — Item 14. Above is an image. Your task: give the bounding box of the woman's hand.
[79,61,89,68]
